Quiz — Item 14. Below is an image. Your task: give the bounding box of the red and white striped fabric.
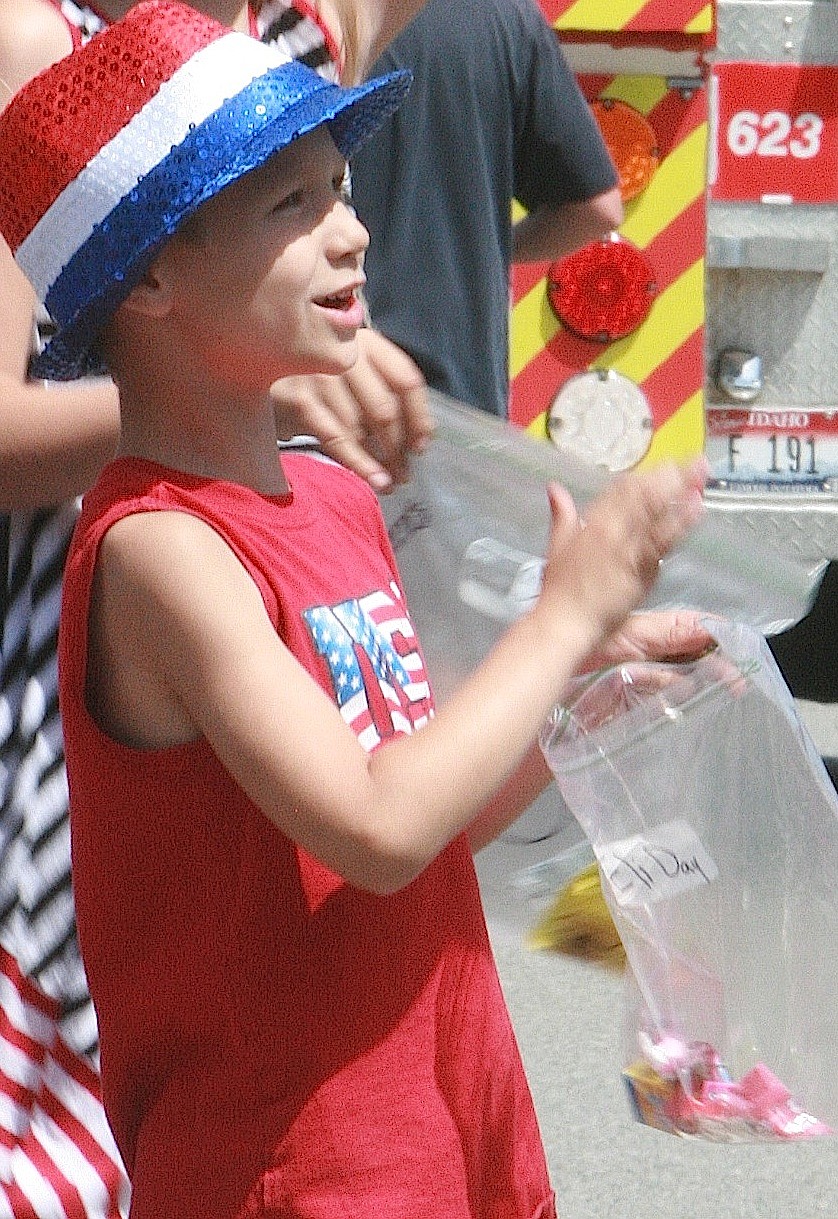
[0,950,128,1219]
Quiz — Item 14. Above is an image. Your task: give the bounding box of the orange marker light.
[592,98,659,201]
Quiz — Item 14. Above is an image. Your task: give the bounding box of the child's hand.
[581,609,717,673]
[537,459,708,653]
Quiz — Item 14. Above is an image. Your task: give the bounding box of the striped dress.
[0,4,338,1214]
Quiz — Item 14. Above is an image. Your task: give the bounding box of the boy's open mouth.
[315,289,357,311]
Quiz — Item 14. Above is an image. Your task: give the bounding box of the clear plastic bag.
[539,619,837,1143]
[383,392,826,703]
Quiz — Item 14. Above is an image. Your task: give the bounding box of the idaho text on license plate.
[706,408,838,491]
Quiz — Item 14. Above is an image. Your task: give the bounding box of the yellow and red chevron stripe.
[538,0,713,35]
[510,73,708,467]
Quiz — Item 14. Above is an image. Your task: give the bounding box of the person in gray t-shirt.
[351,0,623,419]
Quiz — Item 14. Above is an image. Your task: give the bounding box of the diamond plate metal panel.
[705,495,838,563]
[706,203,838,408]
[715,0,838,65]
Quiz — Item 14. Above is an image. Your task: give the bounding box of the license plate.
[706,407,838,490]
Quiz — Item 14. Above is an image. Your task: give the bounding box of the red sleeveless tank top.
[59,454,555,1219]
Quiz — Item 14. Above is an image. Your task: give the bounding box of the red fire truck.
[511,0,838,572]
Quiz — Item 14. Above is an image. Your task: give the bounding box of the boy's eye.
[335,180,355,215]
[334,168,352,203]
[274,188,303,212]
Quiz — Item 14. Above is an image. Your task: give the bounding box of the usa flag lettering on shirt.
[304,582,433,751]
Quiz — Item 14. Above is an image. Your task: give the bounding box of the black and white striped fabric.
[0,504,95,1059]
[0,503,124,1215]
[257,0,339,78]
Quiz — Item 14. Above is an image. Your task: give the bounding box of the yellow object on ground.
[527,862,626,969]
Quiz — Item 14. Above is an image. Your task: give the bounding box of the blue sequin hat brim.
[29,61,410,380]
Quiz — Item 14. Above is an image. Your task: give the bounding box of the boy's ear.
[120,260,174,319]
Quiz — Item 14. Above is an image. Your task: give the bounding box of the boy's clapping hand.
[537,458,709,659]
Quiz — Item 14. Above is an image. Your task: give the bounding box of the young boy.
[0,3,709,1215]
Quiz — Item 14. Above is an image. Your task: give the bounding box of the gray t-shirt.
[350,0,618,418]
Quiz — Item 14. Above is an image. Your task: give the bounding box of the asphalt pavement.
[474,699,838,1219]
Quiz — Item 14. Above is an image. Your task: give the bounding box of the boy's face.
[154,126,370,389]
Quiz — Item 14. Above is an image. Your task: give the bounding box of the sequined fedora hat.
[0,0,410,380]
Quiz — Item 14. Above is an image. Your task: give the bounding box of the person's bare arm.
[0,240,120,508]
[512,186,624,265]
[87,459,705,897]
[0,3,121,510]
[0,0,72,97]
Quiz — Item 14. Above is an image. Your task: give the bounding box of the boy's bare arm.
[86,460,706,896]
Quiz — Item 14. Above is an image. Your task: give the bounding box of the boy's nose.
[328,197,370,260]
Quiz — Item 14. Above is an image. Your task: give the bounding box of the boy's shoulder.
[76,451,383,529]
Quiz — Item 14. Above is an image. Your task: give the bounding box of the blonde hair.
[314,0,361,84]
